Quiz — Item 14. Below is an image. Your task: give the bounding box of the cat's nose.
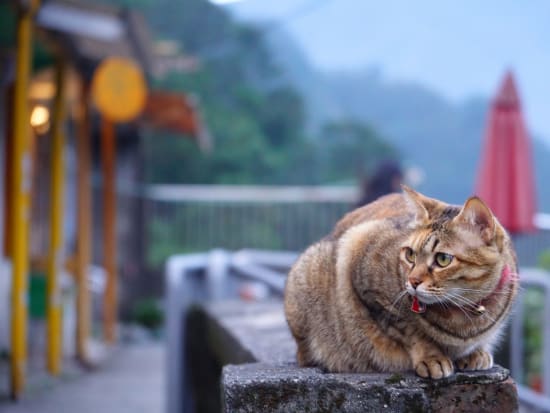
[409,277,422,289]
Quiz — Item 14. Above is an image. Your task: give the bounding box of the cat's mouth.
[406,284,440,306]
[410,296,427,313]
[408,287,473,315]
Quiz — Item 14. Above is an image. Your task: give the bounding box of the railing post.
[206,249,229,300]
[165,253,208,413]
[510,291,524,385]
[543,286,550,395]
[513,268,550,408]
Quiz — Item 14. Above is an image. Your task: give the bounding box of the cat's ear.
[402,185,437,223]
[453,196,496,243]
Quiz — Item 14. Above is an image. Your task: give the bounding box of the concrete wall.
[185,301,519,413]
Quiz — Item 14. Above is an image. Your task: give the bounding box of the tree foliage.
[94,0,397,185]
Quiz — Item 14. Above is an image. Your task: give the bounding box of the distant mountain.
[265,29,550,211]
[264,29,343,130]
[322,70,486,204]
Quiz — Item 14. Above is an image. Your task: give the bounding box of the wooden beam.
[101,116,117,343]
[46,58,67,375]
[9,0,40,399]
[3,86,13,259]
[75,78,92,363]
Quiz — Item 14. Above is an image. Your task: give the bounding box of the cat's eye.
[404,247,416,263]
[434,252,453,268]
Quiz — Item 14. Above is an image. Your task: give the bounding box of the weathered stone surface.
[193,301,518,413]
[222,363,518,413]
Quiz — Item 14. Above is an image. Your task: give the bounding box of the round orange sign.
[91,57,147,122]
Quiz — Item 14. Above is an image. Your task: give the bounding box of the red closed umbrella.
[475,71,537,234]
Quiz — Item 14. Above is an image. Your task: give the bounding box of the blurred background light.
[30,104,51,135]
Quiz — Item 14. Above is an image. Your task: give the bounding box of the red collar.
[497,264,515,290]
[479,264,517,306]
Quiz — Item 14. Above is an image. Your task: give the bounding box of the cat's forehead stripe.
[420,233,433,250]
[421,233,440,252]
[412,229,432,250]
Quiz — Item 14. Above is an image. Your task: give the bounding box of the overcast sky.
[225,0,550,143]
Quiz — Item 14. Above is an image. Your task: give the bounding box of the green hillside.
[95,0,395,186]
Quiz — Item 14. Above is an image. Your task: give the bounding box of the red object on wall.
[475,71,537,234]
[144,91,199,135]
[142,90,212,151]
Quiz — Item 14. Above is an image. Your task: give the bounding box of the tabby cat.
[284,186,518,379]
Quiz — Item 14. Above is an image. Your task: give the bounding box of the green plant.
[523,288,544,390]
[538,249,550,271]
[132,299,164,331]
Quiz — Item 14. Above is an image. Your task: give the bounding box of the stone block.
[222,363,518,413]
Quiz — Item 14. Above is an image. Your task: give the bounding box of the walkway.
[2,343,164,413]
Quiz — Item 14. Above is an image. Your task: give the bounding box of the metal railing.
[511,268,550,411]
[146,185,550,271]
[146,186,352,268]
[165,249,295,413]
[165,249,550,413]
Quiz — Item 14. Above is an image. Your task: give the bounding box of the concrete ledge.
[223,363,517,413]
[187,301,519,413]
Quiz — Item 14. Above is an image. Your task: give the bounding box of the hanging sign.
[91,57,147,122]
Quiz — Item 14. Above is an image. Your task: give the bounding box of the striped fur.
[284,187,518,379]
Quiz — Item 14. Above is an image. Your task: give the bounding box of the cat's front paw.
[456,349,493,371]
[415,356,454,379]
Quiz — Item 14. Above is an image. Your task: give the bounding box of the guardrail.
[145,185,550,271]
[165,249,550,413]
[165,249,295,413]
[510,267,550,411]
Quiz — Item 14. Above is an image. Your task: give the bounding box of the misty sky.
[226,0,550,143]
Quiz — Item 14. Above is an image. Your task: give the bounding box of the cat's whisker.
[450,286,513,296]
[445,293,498,324]
[385,290,409,323]
[378,290,408,327]
[444,294,475,325]
[447,294,482,326]
[445,292,479,310]
[390,290,408,311]
[425,290,475,325]
[480,311,497,324]
[434,295,450,312]
[450,287,501,293]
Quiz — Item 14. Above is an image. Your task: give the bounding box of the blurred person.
[357,160,403,207]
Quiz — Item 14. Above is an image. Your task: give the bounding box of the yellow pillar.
[9,0,40,399]
[75,79,91,363]
[101,117,117,343]
[46,59,67,375]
